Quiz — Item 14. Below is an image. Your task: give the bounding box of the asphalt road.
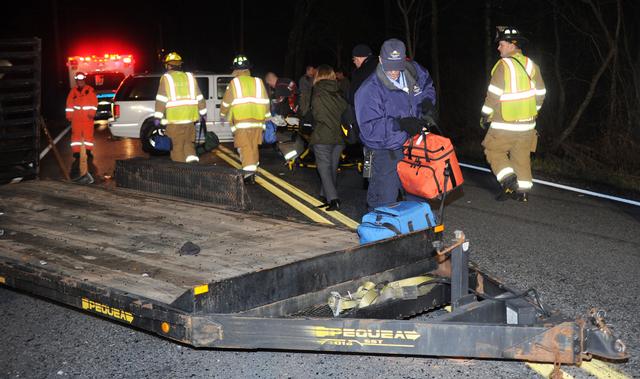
[1,125,638,378]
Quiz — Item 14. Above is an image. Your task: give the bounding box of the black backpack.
[340,105,361,145]
[195,120,220,156]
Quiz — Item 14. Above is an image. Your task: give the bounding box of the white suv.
[109,72,234,153]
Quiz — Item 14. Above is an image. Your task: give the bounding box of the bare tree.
[396,0,426,58]
[430,0,440,109]
[552,0,622,151]
[284,0,316,78]
[483,0,493,81]
[550,1,566,138]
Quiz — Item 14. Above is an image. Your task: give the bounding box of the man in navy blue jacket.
[355,38,436,209]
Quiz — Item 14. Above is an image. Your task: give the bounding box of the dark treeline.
[284,0,640,181]
[5,0,640,182]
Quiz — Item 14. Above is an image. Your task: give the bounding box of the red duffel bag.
[397,132,464,199]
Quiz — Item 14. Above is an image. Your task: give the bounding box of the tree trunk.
[551,2,566,139]
[384,0,392,38]
[430,0,440,109]
[397,0,416,58]
[484,0,493,81]
[551,0,621,151]
[284,0,315,78]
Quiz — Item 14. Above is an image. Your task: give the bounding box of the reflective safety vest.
[220,74,271,132]
[155,71,203,124]
[491,53,537,122]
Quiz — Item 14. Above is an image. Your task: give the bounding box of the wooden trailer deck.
[0,180,358,305]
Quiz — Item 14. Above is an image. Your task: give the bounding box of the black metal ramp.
[115,157,249,209]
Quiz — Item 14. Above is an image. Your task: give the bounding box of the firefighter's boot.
[69,153,80,179]
[514,192,529,202]
[243,172,256,185]
[496,174,518,201]
[87,150,97,176]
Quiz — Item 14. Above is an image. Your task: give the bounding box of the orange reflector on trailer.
[161,322,170,334]
[0,276,5,284]
[434,225,445,233]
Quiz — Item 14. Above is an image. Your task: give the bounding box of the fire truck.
[66,53,135,121]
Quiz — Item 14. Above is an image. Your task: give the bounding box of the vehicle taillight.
[113,104,120,119]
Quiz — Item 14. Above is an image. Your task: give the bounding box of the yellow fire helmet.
[164,52,183,65]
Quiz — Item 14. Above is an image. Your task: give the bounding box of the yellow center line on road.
[217,145,360,230]
[580,359,630,379]
[526,363,574,379]
[214,150,334,226]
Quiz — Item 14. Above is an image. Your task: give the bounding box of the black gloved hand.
[398,117,427,136]
[420,100,438,127]
[479,115,491,130]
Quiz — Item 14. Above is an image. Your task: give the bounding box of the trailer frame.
[0,221,627,366]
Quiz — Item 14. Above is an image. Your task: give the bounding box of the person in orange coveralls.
[65,72,98,178]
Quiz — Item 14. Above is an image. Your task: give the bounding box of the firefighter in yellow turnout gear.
[480,27,546,202]
[154,52,207,163]
[220,55,271,183]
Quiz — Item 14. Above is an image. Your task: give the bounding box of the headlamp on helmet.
[232,54,252,70]
[74,72,87,80]
[495,26,527,46]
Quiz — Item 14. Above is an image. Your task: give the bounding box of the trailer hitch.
[581,308,628,361]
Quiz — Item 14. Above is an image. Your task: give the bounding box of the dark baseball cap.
[352,44,372,57]
[380,38,406,71]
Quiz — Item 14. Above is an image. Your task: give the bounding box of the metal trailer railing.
[0,38,41,183]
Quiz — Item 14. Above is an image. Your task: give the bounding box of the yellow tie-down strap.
[328,275,436,316]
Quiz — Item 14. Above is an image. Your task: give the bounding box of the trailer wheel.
[140,118,169,156]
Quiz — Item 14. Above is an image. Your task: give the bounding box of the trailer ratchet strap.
[328,275,435,316]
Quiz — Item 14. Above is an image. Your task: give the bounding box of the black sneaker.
[317,196,329,208]
[326,199,341,211]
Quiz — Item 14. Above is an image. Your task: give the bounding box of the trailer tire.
[140,118,169,156]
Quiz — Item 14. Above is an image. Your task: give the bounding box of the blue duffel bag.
[263,120,278,144]
[357,201,436,244]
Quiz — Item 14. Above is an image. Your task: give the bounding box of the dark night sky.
[4,1,517,77]
[4,0,501,114]
[5,0,636,145]
[1,1,553,117]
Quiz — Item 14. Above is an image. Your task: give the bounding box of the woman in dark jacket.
[310,64,347,211]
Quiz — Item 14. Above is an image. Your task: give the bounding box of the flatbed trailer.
[0,180,628,367]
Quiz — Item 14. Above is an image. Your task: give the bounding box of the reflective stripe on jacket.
[154,70,206,124]
[481,52,546,131]
[220,72,270,132]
